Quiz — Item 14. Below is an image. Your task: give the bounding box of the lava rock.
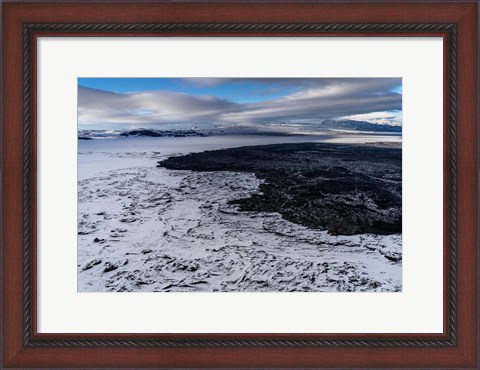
[158,142,401,235]
[82,259,102,271]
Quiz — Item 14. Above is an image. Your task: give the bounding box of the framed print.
[1,1,478,368]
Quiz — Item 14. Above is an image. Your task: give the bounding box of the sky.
[78,78,402,131]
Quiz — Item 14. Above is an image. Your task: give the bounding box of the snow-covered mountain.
[78,129,208,139]
[78,120,401,139]
[314,119,401,133]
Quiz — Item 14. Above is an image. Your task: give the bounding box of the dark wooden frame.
[2,1,478,368]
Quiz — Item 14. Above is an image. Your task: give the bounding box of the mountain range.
[78,119,401,139]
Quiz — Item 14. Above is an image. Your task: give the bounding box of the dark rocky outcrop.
[120,129,207,137]
[158,142,401,235]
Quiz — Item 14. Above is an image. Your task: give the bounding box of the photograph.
[77,77,402,292]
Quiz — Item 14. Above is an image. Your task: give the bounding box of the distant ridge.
[78,128,207,139]
[120,129,207,138]
[317,119,402,133]
[78,120,401,139]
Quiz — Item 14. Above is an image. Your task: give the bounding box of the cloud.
[341,110,403,126]
[78,87,239,128]
[78,78,402,129]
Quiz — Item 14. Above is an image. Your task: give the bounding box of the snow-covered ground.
[78,134,402,292]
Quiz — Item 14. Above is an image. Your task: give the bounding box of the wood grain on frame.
[2,1,478,368]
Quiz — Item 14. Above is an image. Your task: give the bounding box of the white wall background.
[37,37,443,333]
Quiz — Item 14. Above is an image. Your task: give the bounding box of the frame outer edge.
[22,22,457,348]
